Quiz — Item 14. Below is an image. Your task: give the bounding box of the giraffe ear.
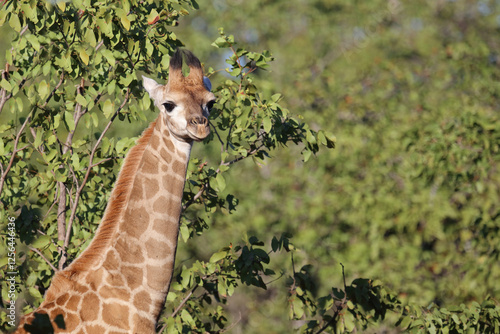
[203,76,212,92]
[142,76,161,98]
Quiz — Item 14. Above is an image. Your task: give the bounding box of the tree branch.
[314,263,348,334]
[0,113,32,201]
[56,77,84,254]
[158,284,199,333]
[171,284,198,318]
[28,246,59,273]
[41,72,65,109]
[182,183,207,212]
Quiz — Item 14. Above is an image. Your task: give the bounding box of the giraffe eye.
[206,100,216,112]
[162,102,176,113]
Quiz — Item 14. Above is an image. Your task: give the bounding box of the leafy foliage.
[0,0,332,332]
[1,0,500,333]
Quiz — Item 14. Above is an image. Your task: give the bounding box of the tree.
[2,0,500,333]
[0,0,333,332]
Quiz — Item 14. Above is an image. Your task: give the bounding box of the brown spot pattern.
[102,302,129,329]
[141,151,159,175]
[133,313,155,332]
[150,134,160,150]
[171,159,185,175]
[122,265,143,290]
[80,292,100,321]
[144,177,160,199]
[116,235,144,264]
[152,217,179,236]
[146,264,171,291]
[133,290,152,312]
[122,206,149,238]
[145,238,171,259]
[106,271,126,287]
[56,294,69,306]
[160,147,172,163]
[163,174,184,194]
[103,250,120,271]
[99,285,131,301]
[152,196,169,214]
[66,295,81,312]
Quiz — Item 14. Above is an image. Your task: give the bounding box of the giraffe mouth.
[186,124,210,142]
[186,116,210,141]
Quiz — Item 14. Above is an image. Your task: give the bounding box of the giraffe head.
[142,49,215,142]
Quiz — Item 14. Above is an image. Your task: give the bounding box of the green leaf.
[263,117,272,133]
[57,1,66,11]
[212,36,233,48]
[344,312,356,332]
[65,111,75,131]
[230,67,241,77]
[76,94,87,107]
[1,79,12,91]
[71,154,80,170]
[101,49,115,67]
[215,173,226,192]
[210,251,228,263]
[271,93,281,103]
[116,138,129,154]
[29,287,43,299]
[9,13,21,32]
[120,13,130,31]
[180,309,195,326]
[306,130,317,145]
[180,269,191,288]
[302,149,312,162]
[147,9,159,25]
[31,235,51,249]
[79,47,90,65]
[292,298,304,319]
[33,128,43,148]
[103,99,114,118]
[180,224,189,243]
[55,169,67,182]
[25,34,41,50]
[85,28,97,48]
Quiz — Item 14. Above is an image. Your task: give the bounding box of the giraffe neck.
[99,113,192,317]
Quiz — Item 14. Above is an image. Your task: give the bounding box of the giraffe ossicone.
[14,49,215,334]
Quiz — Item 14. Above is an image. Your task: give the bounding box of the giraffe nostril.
[191,117,208,126]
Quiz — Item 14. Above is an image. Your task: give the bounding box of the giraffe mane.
[66,119,158,275]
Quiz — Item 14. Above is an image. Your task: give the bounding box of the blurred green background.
[168,0,500,332]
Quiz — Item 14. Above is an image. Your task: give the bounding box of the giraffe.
[14,49,216,333]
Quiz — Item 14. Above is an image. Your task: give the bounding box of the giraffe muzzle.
[187,116,210,141]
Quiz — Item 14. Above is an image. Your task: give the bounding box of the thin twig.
[0,77,27,116]
[219,313,242,333]
[41,72,65,109]
[88,156,117,169]
[0,112,32,199]
[208,119,225,152]
[221,143,266,168]
[182,183,206,212]
[28,246,58,272]
[171,284,198,318]
[95,40,104,51]
[158,284,199,333]
[40,188,60,224]
[314,263,349,334]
